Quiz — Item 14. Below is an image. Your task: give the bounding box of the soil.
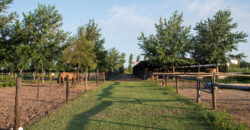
[0,81,98,129]
[162,80,250,127]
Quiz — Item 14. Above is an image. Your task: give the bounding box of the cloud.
[186,0,225,16]
[101,6,155,35]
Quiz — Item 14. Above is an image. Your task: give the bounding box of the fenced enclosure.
[151,72,250,127]
[0,72,105,130]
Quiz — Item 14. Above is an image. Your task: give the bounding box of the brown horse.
[57,72,82,86]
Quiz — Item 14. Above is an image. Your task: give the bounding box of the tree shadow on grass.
[66,82,119,130]
[97,82,119,100]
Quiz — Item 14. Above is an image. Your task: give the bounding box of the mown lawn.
[25,81,246,130]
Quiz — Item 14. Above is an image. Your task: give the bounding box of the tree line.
[138,10,248,72]
[0,0,126,77]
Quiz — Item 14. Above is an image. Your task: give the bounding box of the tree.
[0,0,16,70]
[84,19,107,72]
[23,4,67,81]
[192,9,247,72]
[128,54,133,72]
[7,20,34,74]
[106,48,121,79]
[138,11,191,72]
[228,53,247,63]
[119,53,126,72]
[143,55,147,61]
[136,55,140,62]
[64,26,97,74]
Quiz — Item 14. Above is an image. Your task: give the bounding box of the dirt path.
[162,81,250,127]
[0,82,97,129]
[114,74,142,81]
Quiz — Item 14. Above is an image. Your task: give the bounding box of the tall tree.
[23,4,67,80]
[138,11,191,72]
[192,9,247,71]
[0,0,16,70]
[84,19,107,72]
[136,55,140,62]
[64,26,97,73]
[128,54,133,72]
[119,53,126,72]
[106,48,121,79]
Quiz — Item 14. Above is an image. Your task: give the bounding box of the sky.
[8,0,250,66]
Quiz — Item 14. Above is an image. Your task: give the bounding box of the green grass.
[25,81,246,130]
[228,65,250,73]
[0,81,16,88]
[217,76,250,84]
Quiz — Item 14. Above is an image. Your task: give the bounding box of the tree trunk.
[216,64,219,73]
[41,67,45,83]
[172,65,175,73]
[19,69,23,76]
[33,72,36,80]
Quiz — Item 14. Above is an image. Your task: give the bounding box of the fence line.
[151,72,250,110]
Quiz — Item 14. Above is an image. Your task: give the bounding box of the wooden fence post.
[49,74,52,95]
[176,77,179,94]
[196,79,201,103]
[156,75,158,82]
[66,75,69,103]
[14,77,22,130]
[166,76,168,86]
[162,75,165,87]
[96,70,99,87]
[85,72,87,92]
[37,74,40,101]
[212,73,217,110]
[103,72,105,82]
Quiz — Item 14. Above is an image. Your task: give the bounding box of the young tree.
[0,0,16,70]
[143,55,147,61]
[119,53,126,72]
[138,11,191,72]
[192,9,247,72]
[64,26,97,75]
[22,4,67,81]
[136,55,140,62]
[84,19,107,72]
[128,54,133,72]
[106,48,121,79]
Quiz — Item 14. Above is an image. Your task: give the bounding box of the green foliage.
[217,76,250,83]
[0,81,15,88]
[138,11,191,72]
[0,0,17,69]
[192,9,247,66]
[119,53,126,72]
[64,26,97,71]
[23,4,67,72]
[128,54,133,72]
[106,48,123,72]
[85,19,107,71]
[136,55,140,62]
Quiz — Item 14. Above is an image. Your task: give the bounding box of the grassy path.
[26,81,244,130]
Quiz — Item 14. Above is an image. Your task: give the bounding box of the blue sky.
[8,0,250,66]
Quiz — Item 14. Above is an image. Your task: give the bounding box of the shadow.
[86,119,165,130]
[97,84,114,100]
[66,82,117,130]
[66,101,113,130]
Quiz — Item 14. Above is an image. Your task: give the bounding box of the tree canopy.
[138,11,191,72]
[192,9,247,70]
